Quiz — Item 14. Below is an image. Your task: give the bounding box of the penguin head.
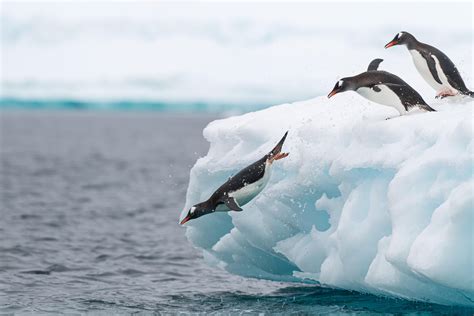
[328,79,353,98]
[180,202,212,225]
[385,31,415,48]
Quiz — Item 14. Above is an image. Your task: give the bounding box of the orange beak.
[180,214,192,225]
[385,40,398,49]
[328,89,338,98]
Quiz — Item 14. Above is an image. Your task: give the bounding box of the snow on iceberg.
[180,94,474,306]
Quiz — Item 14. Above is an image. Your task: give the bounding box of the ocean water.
[1,111,473,315]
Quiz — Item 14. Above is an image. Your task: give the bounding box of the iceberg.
[181,94,474,306]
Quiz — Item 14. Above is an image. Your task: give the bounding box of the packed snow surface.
[181,94,474,306]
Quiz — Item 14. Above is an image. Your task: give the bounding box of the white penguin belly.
[215,162,272,212]
[230,163,272,206]
[356,86,406,115]
[409,50,447,91]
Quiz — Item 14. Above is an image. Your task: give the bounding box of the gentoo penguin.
[327,58,436,116]
[385,31,474,99]
[179,132,289,225]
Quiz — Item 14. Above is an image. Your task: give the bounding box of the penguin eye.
[397,32,403,39]
[338,80,343,87]
[190,206,196,214]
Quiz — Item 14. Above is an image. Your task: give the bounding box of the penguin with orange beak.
[385,31,474,99]
[328,58,435,116]
[180,132,289,225]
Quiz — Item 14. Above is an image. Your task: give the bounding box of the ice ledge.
[181,95,474,306]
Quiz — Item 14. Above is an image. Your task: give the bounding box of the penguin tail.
[269,131,289,157]
[461,90,474,98]
[420,103,436,112]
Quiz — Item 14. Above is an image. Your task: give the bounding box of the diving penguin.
[385,31,474,99]
[180,131,289,225]
[328,58,435,116]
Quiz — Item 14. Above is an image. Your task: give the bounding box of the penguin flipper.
[420,51,442,85]
[223,196,243,212]
[371,85,382,92]
[367,58,384,71]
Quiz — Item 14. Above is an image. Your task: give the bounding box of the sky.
[1,1,473,110]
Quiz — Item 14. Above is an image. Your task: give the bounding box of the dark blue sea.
[1,110,473,315]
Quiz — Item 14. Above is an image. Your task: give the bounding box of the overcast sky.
[1,1,472,108]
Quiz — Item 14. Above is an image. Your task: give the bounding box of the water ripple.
[2,112,472,315]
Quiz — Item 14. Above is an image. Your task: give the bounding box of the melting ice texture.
[181,95,474,306]
[1,2,473,111]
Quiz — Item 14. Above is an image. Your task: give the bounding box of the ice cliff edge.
[181,95,473,306]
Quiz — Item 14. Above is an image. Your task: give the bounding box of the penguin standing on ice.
[180,132,289,225]
[327,58,436,116]
[385,31,474,99]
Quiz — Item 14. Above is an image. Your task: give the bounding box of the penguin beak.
[180,214,192,225]
[385,40,398,49]
[327,88,339,98]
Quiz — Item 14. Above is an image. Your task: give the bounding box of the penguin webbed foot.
[272,152,289,162]
[436,90,458,99]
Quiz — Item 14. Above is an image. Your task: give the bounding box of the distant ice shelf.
[181,94,474,306]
